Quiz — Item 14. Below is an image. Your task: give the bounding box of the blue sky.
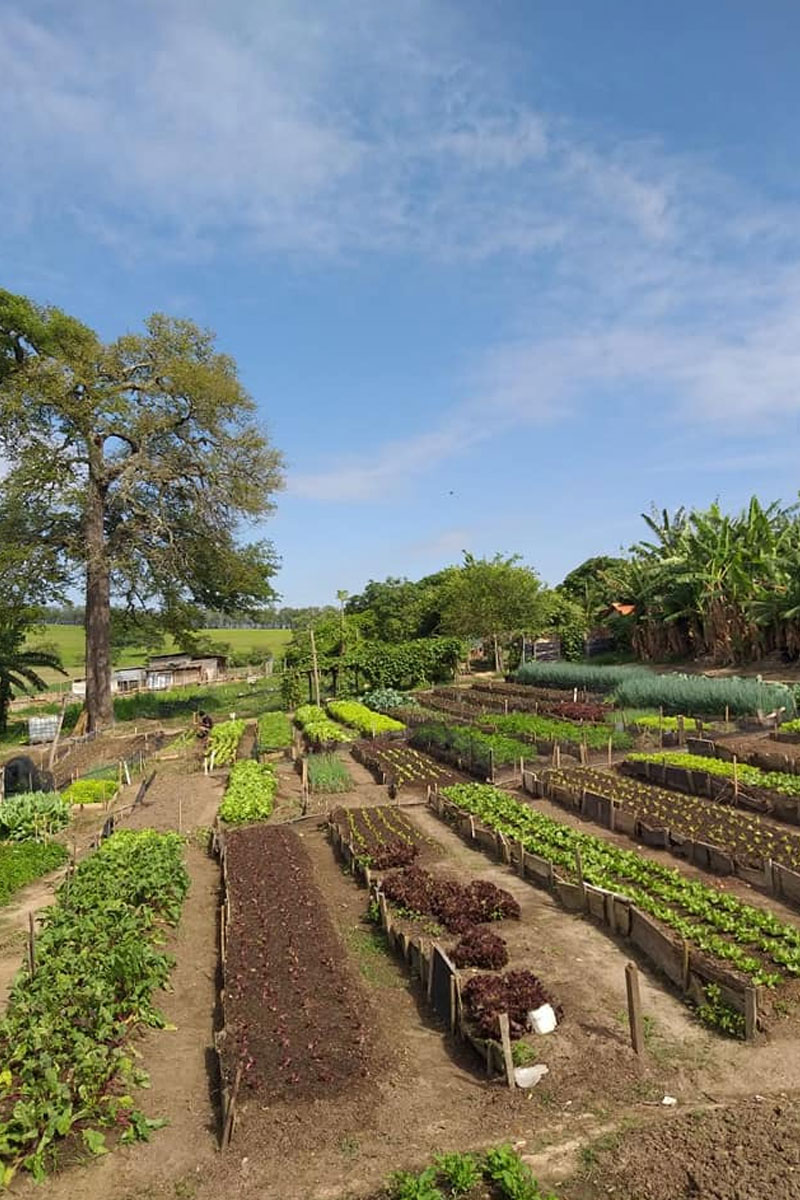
[4,1,800,604]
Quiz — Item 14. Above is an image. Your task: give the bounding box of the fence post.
[744,987,758,1041]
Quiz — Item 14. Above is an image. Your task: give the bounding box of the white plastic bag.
[528,1003,557,1035]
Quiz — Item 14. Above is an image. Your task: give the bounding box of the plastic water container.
[528,1003,557,1035]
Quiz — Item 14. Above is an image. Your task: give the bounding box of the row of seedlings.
[426,783,800,1039]
[525,765,800,913]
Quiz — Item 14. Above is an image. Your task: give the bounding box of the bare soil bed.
[219,825,375,1108]
[566,1097,800,1200]
[352,738,466,792]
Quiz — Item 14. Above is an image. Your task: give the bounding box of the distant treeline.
[39,605,338,630]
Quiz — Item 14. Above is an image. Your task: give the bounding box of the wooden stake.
[681,938,690,992]
[733,755,739,799]
[575,847,586,902]
[607,736,613,767]
[498,1012,515,1088]
[625,962,644,1055]
[725,704,730,726]
[744,987,758,1042]
[222,1061,243,1148]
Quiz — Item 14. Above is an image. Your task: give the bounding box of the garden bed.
[624,752,800,824]
[432,783,800,1036]
[217,825,374,1112]
[351,739,464,792]
[329,804,440,868]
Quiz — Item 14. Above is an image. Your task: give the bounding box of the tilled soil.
[567,1097,800,1200]
[219,825,375,1108]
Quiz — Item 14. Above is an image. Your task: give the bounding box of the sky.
[3,0,800,605]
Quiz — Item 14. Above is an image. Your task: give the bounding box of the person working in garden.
[196,710,214,741]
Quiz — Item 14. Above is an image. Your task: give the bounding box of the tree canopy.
[439,553,543,673]
[0,290,284,728]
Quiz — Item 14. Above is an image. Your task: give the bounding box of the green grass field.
[23,625,293,687]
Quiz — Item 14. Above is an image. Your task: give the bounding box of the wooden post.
[733,755,739,800]
[625,962,644,1055]
[579,741,588,766]
[28,913,36,977]
[555,743,561,769]
[677,715,685,746]
[725,704,730,727]
[123,760,131,786]
[744,987,758,1042]
[222,1061,243,1148]
[309,628,321,707]
[659,707,664,749]
[607,736,613,767]
[575,846,586,902]
[301,757,308,789]
[489,748,495,783]
[498,1012,515,1088]
[681,938,690,992]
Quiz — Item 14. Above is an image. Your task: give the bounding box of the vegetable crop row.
[294,704,353,746]
[628,751,800,798]
[307,754,353,794]
[0,830,189,1182]
[545,766,800,872]
[440,783,800,986]
[0,793,70,840]
[515,662,795,718]
[207,718,247,765]
[410,722,533,776]
[219,760,277,824]
[61,778,117,806]
[0,842,68,907]
[353,740,462,791]
[327,699,405,736]
[386,1144,559,1200]
[480,711,633,751]
[256,711,292,752]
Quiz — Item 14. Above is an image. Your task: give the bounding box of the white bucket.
[528,1003,557,1035]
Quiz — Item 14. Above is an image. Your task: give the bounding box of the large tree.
[440,553,544,674]
[0,290,284,730]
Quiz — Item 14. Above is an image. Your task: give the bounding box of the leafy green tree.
[0,290,284,730]
[0,629,66,734]
[440,553,543,674]
[558,555,628,620]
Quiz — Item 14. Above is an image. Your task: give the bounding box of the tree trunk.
[0,676,10,734]
[493,633,504,676]
[84,463,113,731]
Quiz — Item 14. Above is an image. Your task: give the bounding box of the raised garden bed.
[329,804,439,869]
[351,739,463,792]
[217,825,373,1112]
[434,783,800,1036]
[624,752,800,824]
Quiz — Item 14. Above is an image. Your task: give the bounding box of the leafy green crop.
[0,793,70,840]
[0,842,68,906]
[327,699,405,735]
[441,783,800,990]
[294,704,353,745]
[410,721,532,775]
[383,1146,559,1200]
[361,687,418,711]
[628,751,800,798]
[207,718,246,765]
[61,778,117,806]
[256,711,292,752]
[219,760,277,824]
[0,830,188,1183]
[514,662,795,718]
[481,711,632,750]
